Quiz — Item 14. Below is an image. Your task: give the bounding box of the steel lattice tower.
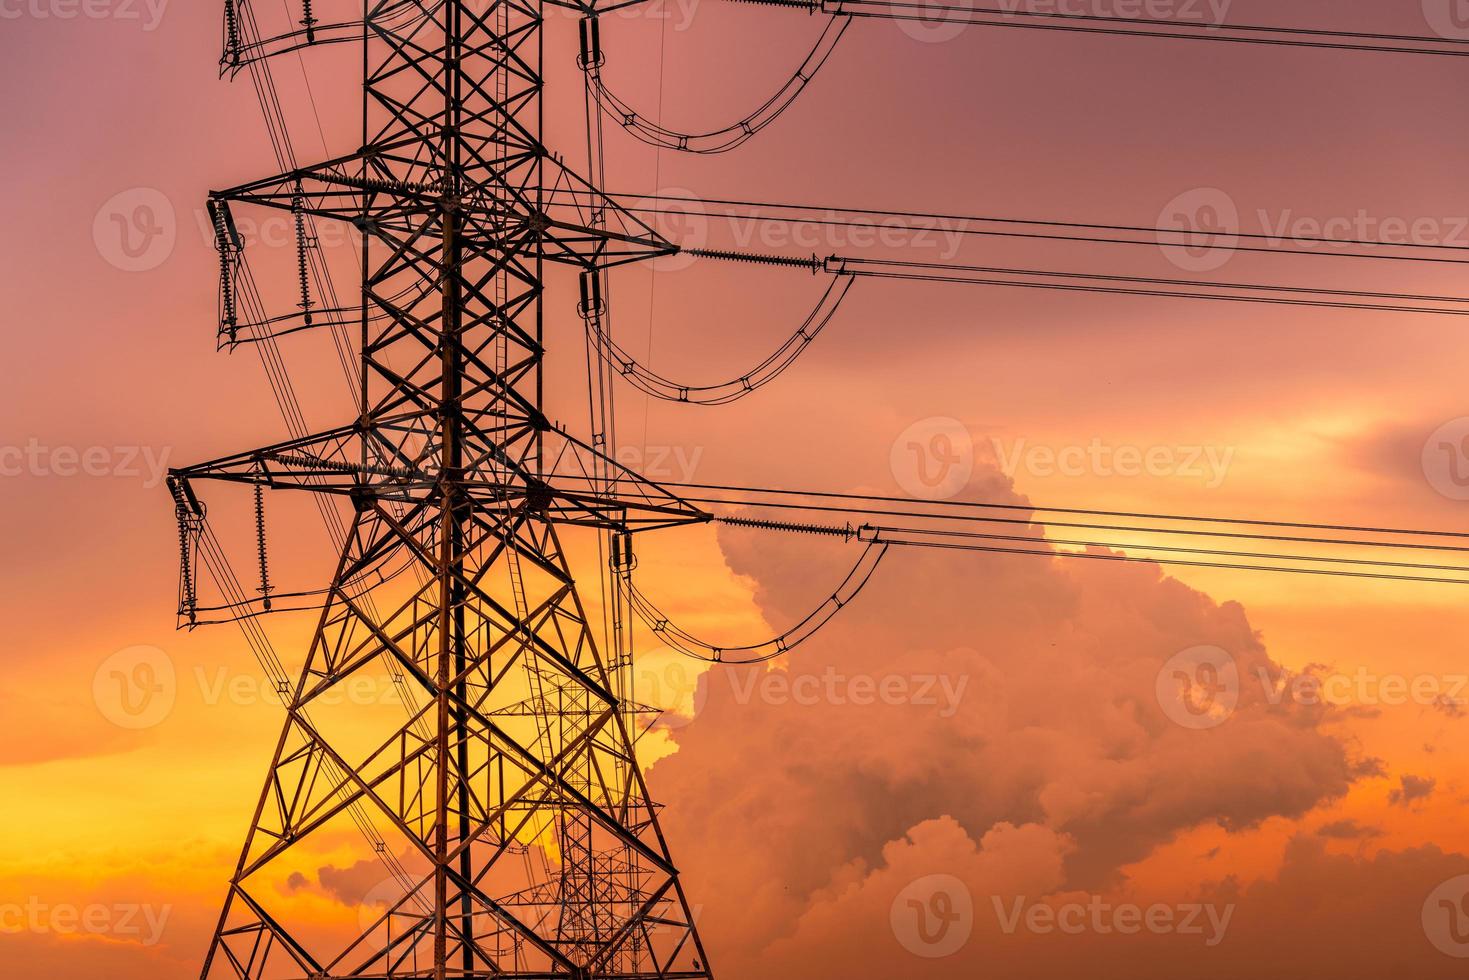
[172,2,714,977]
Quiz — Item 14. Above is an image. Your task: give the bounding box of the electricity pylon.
[172,2,714,976]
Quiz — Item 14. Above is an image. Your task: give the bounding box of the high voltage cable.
[581,275,854,404]
[587,15,850,154]
[687,248,1469,316]
[646,479,1469,541]
[550,474,1469,585]
[624,542,888,663]
[537,188,1469,267]
[716,509,1469,586]
[860,533,1469,586]
[788,0,1469,57]
[831,254,1469,305]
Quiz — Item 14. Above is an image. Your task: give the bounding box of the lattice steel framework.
[175,2,714,977]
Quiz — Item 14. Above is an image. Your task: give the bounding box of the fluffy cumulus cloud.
[740,830,1469,978]
[646,463,1441,976]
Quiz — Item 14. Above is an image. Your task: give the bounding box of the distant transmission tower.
[171,1,713,977]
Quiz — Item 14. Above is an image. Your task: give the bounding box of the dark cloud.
[1431,696,1466,719]
[1316,820,1382,841]
[1390,774,1438,808]
[315,857,388,907]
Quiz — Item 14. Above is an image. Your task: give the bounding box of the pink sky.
[7,0,1469,975]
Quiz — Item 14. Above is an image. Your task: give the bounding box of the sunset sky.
[7,0,1469,976]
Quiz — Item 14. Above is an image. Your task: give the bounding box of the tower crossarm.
[170,421,711,531]
[211,149,677,271]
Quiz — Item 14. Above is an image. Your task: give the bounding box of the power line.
[684,247,1469,317]
[548,474,1469,586]
[539,188,1469,266]
[757,0,1469,57]
[586,15,850,154]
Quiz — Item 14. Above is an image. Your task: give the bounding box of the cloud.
[315,857,389,907]
[1430,695,1466,719]
[707,820,1469,978]
[648,465,1376,974]
[1316,819,1382,841]
[1390,774,1438,808]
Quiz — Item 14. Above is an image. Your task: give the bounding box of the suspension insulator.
[577,17,603,71]
[293,186,314,326]
[223,0,242,66]
[577,268,604,319]
[301,0,317,44]
[254,484,273,611]
[610,530,636,572]
[219,250,237,344]
[209,200,241,342]
[177,508,197,624]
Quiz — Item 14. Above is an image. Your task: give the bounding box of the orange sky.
[7,0,1469,976]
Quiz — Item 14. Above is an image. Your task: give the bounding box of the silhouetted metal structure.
[172,2,713,977]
